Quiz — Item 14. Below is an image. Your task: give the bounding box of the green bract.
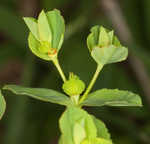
[91,115,111,140]
[87,26,128,66]
[23,9,65,60]
[62,73,85,96]
[59,107,112,144]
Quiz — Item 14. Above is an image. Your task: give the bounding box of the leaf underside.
[91,46,128,65]
[82,89,142,107]
[3,85,72,106]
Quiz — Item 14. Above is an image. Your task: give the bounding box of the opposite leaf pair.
[2,85,142,108]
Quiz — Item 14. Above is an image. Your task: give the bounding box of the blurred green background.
[0,0,150,144]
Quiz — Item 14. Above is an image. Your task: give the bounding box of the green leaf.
[28,32,51,61]
[0,90,6,120]
[98,26,109,47]
[59,136,64,144]
[91,115,111,140]
[87,25,99,51]
[38,10,52,43]
[3,85,72,106]
[46,9,65,50]
[59,106,97,144]
[73,119,86,144]
[81,138,112,144]
[108,31,114,45]
[91,45,128,65]
[23,17,40,40]
[82,89,142,107]
[113,36,121,47]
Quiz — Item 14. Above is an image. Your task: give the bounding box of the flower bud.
[62,73,85,96]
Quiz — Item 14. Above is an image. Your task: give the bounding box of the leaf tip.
[38,9,46,19]
[53,8,61,14]
[22,17,29,24]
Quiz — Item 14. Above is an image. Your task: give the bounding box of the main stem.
[71,95,80,105]
[52,57,67,82]
[79,64,103,104]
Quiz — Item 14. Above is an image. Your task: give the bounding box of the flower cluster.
[87,26,128,66]
[62,73,85,96]
[23,9,65,60]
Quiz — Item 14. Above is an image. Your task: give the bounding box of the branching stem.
[79,64,103,104]
[52,57,67,82]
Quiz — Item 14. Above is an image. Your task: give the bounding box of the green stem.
[71,95,80,105]
[79,64,103,104]
[52,57,67,82]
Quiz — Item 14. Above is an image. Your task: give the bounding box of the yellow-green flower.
[87,26,128,66]
[62,73,85,96]
[23,9,65,61]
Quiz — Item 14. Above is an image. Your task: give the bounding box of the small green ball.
[62,73,85,96]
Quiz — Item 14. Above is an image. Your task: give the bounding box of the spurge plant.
[0,9,142,144]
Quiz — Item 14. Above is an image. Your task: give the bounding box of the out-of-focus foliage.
[0,0,150,144]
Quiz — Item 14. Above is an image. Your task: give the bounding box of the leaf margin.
[3,84,72,106]
[81,88,143,107]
